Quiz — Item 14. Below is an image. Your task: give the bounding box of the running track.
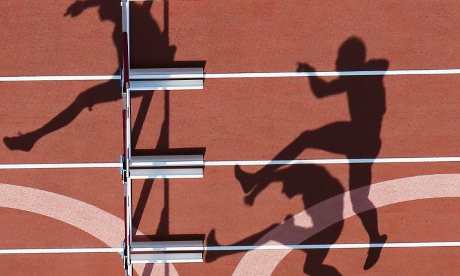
[1,1,459,275]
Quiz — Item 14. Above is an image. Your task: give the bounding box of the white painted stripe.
[0,183,175,275]
[0,248,123,254]
[0,157,459,170]
[204,69,460,79]
[0,75,118,82]
[205,157,460,166]
[205,241,460,251]
[1,68,460,82]
[1,241,459,254]
[235,174,460,275]
[0,163,121,169]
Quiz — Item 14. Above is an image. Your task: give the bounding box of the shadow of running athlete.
[235,36,388,270]
[207,165,345,275]
[4,0,176,151]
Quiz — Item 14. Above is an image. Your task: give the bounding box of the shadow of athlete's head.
[336,36,366,71]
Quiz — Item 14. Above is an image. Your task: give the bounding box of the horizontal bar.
[130,68,203,80]
[128,0,201,1]
[130,253,203,264]
[132,240,203,252]
[0,157,459,170]
[130,155,204,167]
[129,168,203,179]
[2,68,460,82]
[129,79,203,91]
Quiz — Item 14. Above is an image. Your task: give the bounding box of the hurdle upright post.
[121,0,132,275]
[120,1,205,274]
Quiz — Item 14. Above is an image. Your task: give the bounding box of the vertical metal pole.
[164,2,171,273]
[126,86,133,276]
[164,0,170,235]
[121,1,132,275]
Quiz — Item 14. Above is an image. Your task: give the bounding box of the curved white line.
[0,183,178,276]
[233,174,460,275]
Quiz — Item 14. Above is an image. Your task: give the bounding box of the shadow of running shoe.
[3,133,37,152]
[363,234,387,270]
[204,229,220,263]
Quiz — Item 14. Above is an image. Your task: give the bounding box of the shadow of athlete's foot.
[363,234,387,270]
[3,133,37,152]
[205,229,221,263]
[234,165,256,193]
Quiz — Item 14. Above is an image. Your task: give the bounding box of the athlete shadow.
[3,0,176,151]
[232,37,389,271]
[207,164,345,275]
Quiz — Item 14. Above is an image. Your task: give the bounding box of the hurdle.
[120,1,204,275]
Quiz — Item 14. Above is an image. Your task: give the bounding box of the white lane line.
[0,75,118,82]
[2,241,459,254]
[0,163,121,169]
[0,157,459,169]
[0,248,123,254]
[206,241,460,251]
[205,157,460,166]
[205,69,460,79]
[1,68,460,82]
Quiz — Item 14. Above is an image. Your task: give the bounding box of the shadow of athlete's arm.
[64,0,99,17]
[297,63,345,98]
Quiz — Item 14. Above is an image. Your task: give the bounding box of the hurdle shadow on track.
[3,1,205,272]
[127,2,206,274]
[2,0,202,152]
[130,89,205,275]
[207,37,389,274]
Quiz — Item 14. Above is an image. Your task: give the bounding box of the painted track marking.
[0,183,178,276]
[2,240,460,255]
[205,241,460,251]
[1,68,460,82]
[0,248,122,254]
[0,156,459,170]
[1,174,459,274]
[233,173,460,275]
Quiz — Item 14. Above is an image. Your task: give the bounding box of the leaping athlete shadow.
[215,37,388,272]
[207,164,345,275]
[3,0,176,151]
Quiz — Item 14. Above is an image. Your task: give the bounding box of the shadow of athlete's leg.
[349,163,381,241]
[303,248,342,276]
[4,80,121,151]
[205,224,279,263]
[272,121,351,162]
[236,122,351,194]
[348,162,387,270]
